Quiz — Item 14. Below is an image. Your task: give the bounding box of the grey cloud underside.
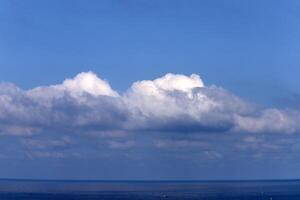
[0,85,127,135]
[0,72,299,137]
[0,72,300,159]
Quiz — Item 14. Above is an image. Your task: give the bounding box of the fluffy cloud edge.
[0,71,299,139]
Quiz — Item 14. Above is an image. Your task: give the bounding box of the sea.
[0,179,299,199]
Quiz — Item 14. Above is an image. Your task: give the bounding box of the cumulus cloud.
[124,74,250,133]
[0,73,127,137]
[234,109,300,134]
[124,73,299,134]
[0,71,300,156]
[29,71,119,100]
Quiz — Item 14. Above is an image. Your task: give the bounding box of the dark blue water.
[0,180,299,199]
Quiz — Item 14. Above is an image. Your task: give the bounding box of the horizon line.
[0,178,300,182]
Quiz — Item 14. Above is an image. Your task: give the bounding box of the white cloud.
[124,73,255,132]
[131,73,204,96]
[0,71,299,141]
[234,109,300,134]
[27,71,119,104]
[55,71,119,98]
[123,73,208,126]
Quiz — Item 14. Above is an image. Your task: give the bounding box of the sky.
[1,0,300,180]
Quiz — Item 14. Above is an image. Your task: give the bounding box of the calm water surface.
[0,180,299,199]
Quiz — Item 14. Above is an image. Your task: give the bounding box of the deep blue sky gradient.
[1,0,300,104]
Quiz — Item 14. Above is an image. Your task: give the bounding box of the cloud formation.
[0,71,299,158]
[1,71,299,136]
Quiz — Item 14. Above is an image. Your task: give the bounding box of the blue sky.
[1,0,300,180]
